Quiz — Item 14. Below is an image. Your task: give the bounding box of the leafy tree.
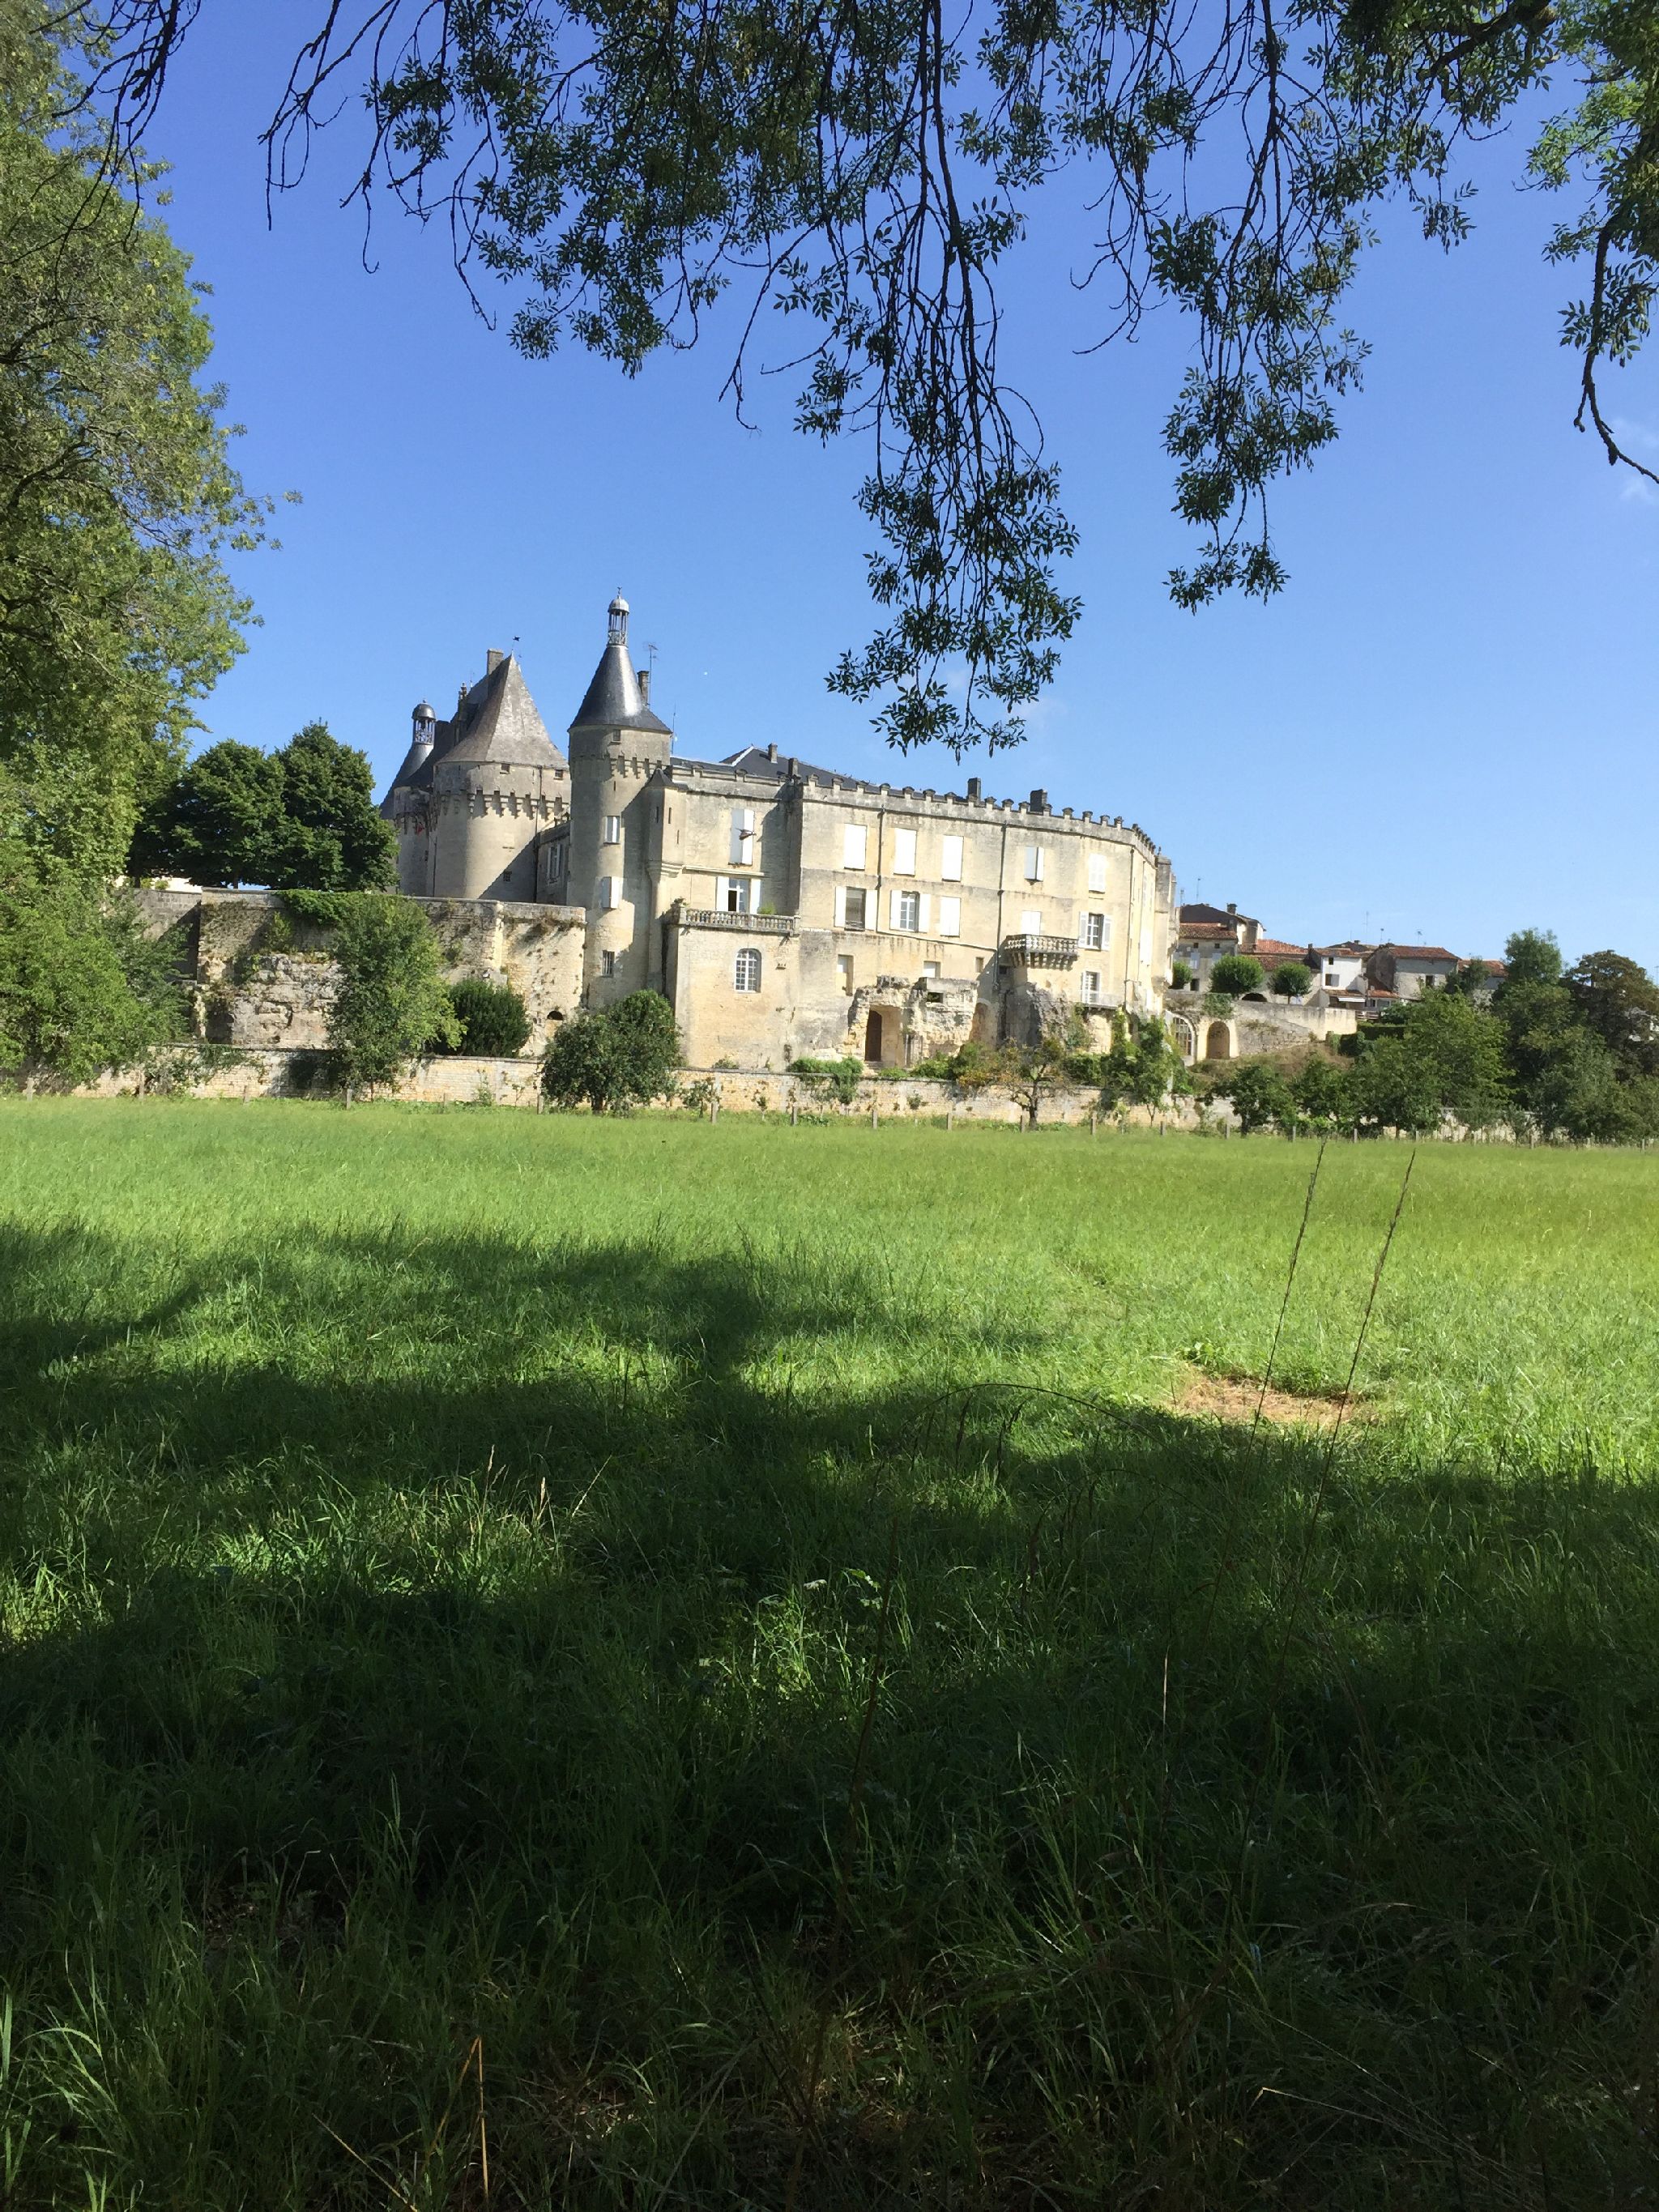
[326,896,458,1095]
[1209,1060,1295,1136]
[1347,1038,1443,1137]
[1270,961,1313,999]
[1098,1015,1190,1114]
[0,787,185,1085]
[74,0,1659,752]
[2,3,268,876]
[265,724,398,890]
[128,741,283,887]
[130,723,395,889]
[443,978,531,1058]
[1400,990,1512,1132]
[1563,950,1659,1079]
[996,1033,1075,1127]
[543,991,680,1112]
[1209,954,1265,998]
[1525,1028,1628,1142]
[1290,1055,1353,1131]
[1170,959,1194,991]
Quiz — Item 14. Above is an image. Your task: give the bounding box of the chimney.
[767,741,778,762]
[966,776,982,801]
[1226,901,1237,914]
[486,648,505,675]
[1030,786,1047,813]
[638,667,651,703]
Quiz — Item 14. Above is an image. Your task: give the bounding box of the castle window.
[892,826,917,875]
[1023,844,1045,882]
[837,954,855,994]
[730,807,756,866]
[1081,969,1102,1002]
[719,875,752,914]
[601,949,617,977]
[1081,910,1107,949]
[940,833,963,880]
[734,947,762,993]
[603,814,622,846]
[893,889,921,932]
[599,876,617,910]
[1087,853,1108,893]
[937,895,961,937]
[842,824,868,870]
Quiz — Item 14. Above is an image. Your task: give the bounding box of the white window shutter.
[1088,855,1107,893]
[941,833,963,880]
[939,896,960,936]
[889,889,902,929]
[834,884,847,926]
[918,893,931,931]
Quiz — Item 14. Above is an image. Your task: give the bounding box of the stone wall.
[85,1045,1201,1126]
[135,889,587,1054]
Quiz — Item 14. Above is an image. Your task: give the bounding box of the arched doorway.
[1205,1021,1231,1059]
[864,1009,883,1063]
[1169,1013,1196,1061]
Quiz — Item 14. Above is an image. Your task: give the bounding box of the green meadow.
[2,1099,1657,2209]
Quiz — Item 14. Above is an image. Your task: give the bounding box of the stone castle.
[380,595,1176,1070]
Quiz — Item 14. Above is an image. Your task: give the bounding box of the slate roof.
[1179,901,1257,928]
[385,656,566,814]
[569,638,672,735]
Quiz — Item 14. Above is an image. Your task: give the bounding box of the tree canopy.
[62,0,1659,752]
[326,895,458,1093]
[130,723,397,889]
[543,992,682,1112]
[2,0,270,876]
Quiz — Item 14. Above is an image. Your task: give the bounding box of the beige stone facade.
[381,596,1177,1068]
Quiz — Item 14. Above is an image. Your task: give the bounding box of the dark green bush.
[443,978,531,1057]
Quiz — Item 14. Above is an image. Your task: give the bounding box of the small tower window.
[603,815,622,846]
[734,948,762,993]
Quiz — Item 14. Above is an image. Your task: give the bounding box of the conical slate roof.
[569,598,672,735]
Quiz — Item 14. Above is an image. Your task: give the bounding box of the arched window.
[734,947,762,993]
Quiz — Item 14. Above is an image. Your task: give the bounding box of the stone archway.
[1169,1012,1196,1061]
[864,1008,884,1064]
[1205,1020,1232,1060]
[863,1007,902,1068]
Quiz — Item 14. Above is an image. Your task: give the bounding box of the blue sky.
[147,13,1656,966]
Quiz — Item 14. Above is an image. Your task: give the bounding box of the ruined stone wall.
[134,889,587,1054]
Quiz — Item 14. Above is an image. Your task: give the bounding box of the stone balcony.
[999,932,1078,970]
[670,904,795,934]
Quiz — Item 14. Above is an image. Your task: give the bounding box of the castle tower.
[565,594,673,1002]
[383,653,568,901]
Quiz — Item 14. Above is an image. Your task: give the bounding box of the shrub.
[0,874,186,1089]
[1170,958,1194,990]
[326,896,458,1095]
[1209,953,1265,996]
[1270,961,1313,998]
[543,991,680,1112]
[442,978,531,1057]
[791,1055,864,1105]
[1209,1059,1295,1135]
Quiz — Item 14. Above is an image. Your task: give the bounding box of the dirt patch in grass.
[1176,1370,1378,1429]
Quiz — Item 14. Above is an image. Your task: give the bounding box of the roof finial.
[608,591,629,648]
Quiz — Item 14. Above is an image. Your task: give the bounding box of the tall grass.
[0,1100,1656,2207]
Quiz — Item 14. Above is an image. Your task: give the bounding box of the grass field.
[2,1099,1657,2210]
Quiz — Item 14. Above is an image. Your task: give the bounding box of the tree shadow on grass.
[0,1221,1657,2210]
